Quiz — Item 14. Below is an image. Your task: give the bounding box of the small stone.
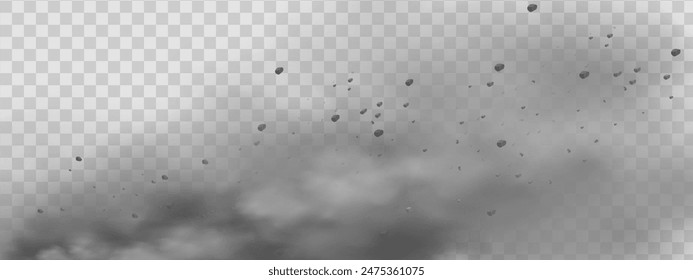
[132,213,139,219]
[486,81,494,87]
[579,71,590,79]
[669,96,674,100]
[589,36,594,40]
[360,108,367,115]
[376,101,383,107]
[607,33,613,38]
[629,80,636,85]
[422,149,428,152]
[37,209,44,214]
[633,66,641,73]
[671,49,681,57]
[75,156,82,162]
[403,102,410,108]
[405,79,414,86]
[663,74,671,80]
[162,175,168,180]
[202,159,209,165]
[348,78,353,83]
[521,106,526,110]
[527,4,538,12]
[331,114,340,122]
[494,63,505,72]
[257,123,267,132]
[274,67,284,75]
[613,71,622,77]
[374,129,384,137]
[496,140,507,148]
[375,113,381,118]
[487,210,496,216]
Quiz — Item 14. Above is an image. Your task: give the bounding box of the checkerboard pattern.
[1,0,692,259]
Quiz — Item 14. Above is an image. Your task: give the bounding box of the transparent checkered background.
[1,0,693,259]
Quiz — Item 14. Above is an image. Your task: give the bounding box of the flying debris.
[613,71,622,77]
[37,209,44,214]
[161,175,169,180]
[202,159,209,165]
[629,80,636,85]
[374,129,384,137]
[487,210,496,216]
[663,74,671,80]
[348,78,353,83]
[589,36,594,40]
[494,63,505,72]
[405,78,414,86]
[132,213,139,219]
[75,156,82,162]
[579,71,590,79]
[360,108,368,115]
[633,66,641,73]
[257,123,267,132]
[607,33,613,38]
[376,101,383,107]
[374,113,381,118]
[496,139,507,148]
[274,67,284,75]
[331,114,340,122]
[486,81,494,87]
[403,102,410,108]
[527,3,538,12]
[671,48,681,57]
